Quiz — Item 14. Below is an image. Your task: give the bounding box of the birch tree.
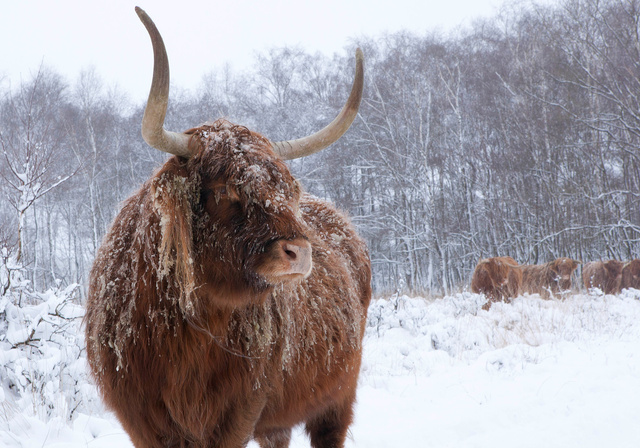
[0,67,76,268]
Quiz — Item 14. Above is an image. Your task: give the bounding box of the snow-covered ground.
[2,289,640,447]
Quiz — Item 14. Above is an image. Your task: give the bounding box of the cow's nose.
[278,239,312,276]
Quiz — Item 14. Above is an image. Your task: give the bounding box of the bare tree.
[0,67,76,267]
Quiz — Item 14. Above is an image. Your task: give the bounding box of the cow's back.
[297,194,371,305]
[583,260,623,294]
[582,262,600,290]
[472,256,520,310]
[622,259,640,290]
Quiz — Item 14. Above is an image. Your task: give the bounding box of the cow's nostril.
[273,239,312,277]
[285,249,297,260]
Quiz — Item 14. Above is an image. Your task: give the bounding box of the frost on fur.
[84,120,372,447]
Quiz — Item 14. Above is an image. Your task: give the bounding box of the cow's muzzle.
[256,238,313,282]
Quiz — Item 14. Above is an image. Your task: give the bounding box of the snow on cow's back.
[300,193,371,308]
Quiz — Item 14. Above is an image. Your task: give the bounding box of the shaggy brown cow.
[84,8,371,448]
[582,260,624,294]
[520,257,579,299]
[471,256,522,310]
[621,259,640,290]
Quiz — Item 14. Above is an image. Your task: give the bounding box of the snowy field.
[2,289,640,447]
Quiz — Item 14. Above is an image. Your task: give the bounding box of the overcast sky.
[2,0,536,102]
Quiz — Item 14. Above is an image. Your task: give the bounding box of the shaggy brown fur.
[582,260,624,294]
[519,258,579,300]
[621,259,640,290]
[471,256,522,310]
[84,120,372,448]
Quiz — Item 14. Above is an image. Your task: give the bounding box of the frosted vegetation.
[2,273,640,446]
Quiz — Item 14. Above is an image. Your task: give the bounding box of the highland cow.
[582,260,624,294]
[520,257,579,299]
[471,256,522,310]
[84,8,371,448]
[621,259,640,290]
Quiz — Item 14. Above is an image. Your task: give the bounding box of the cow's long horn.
[136,7,192,158]
[271,49,364,160]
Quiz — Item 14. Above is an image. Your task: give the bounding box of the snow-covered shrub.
[0,282,99,423]
[363,291,640,378]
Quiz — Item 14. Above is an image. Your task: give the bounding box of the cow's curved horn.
[271,49,364,160]
[136,7,192,158]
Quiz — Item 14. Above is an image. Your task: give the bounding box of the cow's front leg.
[211,395,268,448]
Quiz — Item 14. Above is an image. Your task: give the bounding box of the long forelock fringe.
[151,169,198,317]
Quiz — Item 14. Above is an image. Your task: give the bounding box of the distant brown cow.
[520,258,579,299]
[582,260,624,294]
[621,259,640,290]
[471,256,522,310]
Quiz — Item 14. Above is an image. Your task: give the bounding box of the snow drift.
[2,288,640,447]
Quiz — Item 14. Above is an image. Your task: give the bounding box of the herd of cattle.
[83,8,640,447]
[471,257,640,310]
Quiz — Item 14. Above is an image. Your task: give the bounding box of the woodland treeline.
[1,0,639,296]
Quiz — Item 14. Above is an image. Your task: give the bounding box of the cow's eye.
[202,182,240,206]
[201,187,227,204]
[201,189,213,202]
[213,184,240,203]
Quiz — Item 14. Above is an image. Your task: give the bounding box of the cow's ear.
[150,159,198,316]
